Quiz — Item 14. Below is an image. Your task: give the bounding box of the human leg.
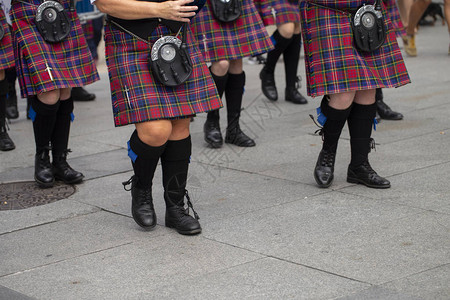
[260,22,295,101]
[124,120,171,229]
[347,90,390,188]
[224,59,255,147]
[283,22,307,104]
[162,118,201,235]
[0,71,15,151]
[405,0,432,56]
[204,60,229,148]
[51,88,84,184]
[313,92,354,187]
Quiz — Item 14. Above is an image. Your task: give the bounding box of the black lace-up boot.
[35,146,54,187]
[204,70,227,148]
[123,175,157,229]
[224,72,255,147]
[125,130,167,229]
[52,150,84,184]
[162,136,201,235]
[0,79,15,151]
[285,77,307,105]
[347,103,390,188]
[31,96,59,187]
[375,88,403,120]
[313,96,352,187]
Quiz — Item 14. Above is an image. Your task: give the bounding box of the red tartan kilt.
[300,1,410,97]
[10,0,99,98]
[190,0,273,62]
[254,0,301,26]
[104,24,222,127]
[0,10,14,70]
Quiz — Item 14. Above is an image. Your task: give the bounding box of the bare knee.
[210,60,230,76]
[37,90,61,105]
[278,22,295,39]
[169,118,191,140]
[135,120,172,146]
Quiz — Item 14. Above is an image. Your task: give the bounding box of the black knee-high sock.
[320,96,352,153]
[283,33,302,88]
[348,103,377,167]
[206,70,228,122]
[129,130,167,189]
[224,72,245,129]
[51,97,73,157]
[161,136,191,207]
[265,30,293,74]
[30,96,59,154]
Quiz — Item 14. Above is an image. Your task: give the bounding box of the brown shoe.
[404,35,417,57]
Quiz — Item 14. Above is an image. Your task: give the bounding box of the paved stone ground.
[0,24,449,300]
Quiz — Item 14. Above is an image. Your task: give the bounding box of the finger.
[179,5,198,12]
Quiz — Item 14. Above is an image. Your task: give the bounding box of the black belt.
[107,16,184,41]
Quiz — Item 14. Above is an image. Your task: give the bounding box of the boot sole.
[54,175,85,184]
[166,222,202,235]
[34,176,55,188]
[204,138,223,148]
[347,177,391,189]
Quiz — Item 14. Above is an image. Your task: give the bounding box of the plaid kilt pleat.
[0,10,14,70]
[385,0,405,38]
[190,0,273,62]
[254,0,301,26]
[300,0,410,98]
[104,23,222,127]
[10,0,99,98]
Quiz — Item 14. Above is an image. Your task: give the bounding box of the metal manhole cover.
[0,181,76,211]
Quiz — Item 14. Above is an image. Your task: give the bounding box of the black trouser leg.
[30,96,59,187]
[161,136,201,235]
[126,130,167,229]
[314,96,352,187]
[0,78,15,151]
[346,102,390,188]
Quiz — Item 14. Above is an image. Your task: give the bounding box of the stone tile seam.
[0,241,133,279]
[376,262,450,287]
[203,236,372,286]
[0,208,101,237]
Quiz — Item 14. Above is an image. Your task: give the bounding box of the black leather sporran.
[35,1,71,43]
[149,25,193,87]
[351,0,387,52]
[210,0,241,23]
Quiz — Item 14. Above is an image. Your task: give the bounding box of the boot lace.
[320,151,336,168]
[122,175,135,191]
[309,114,324,141]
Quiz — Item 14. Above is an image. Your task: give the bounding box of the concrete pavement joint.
[0,242,134,279]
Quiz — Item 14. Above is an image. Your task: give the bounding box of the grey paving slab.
[0,285,36,300]
[203,193,449,285]
[0,234,263,300]
[341,161,450,215]
[151,257,370,300]
[382,264,450,300]
[0,211,163,276]
[336,286,423,300]
[0,198,99,235]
